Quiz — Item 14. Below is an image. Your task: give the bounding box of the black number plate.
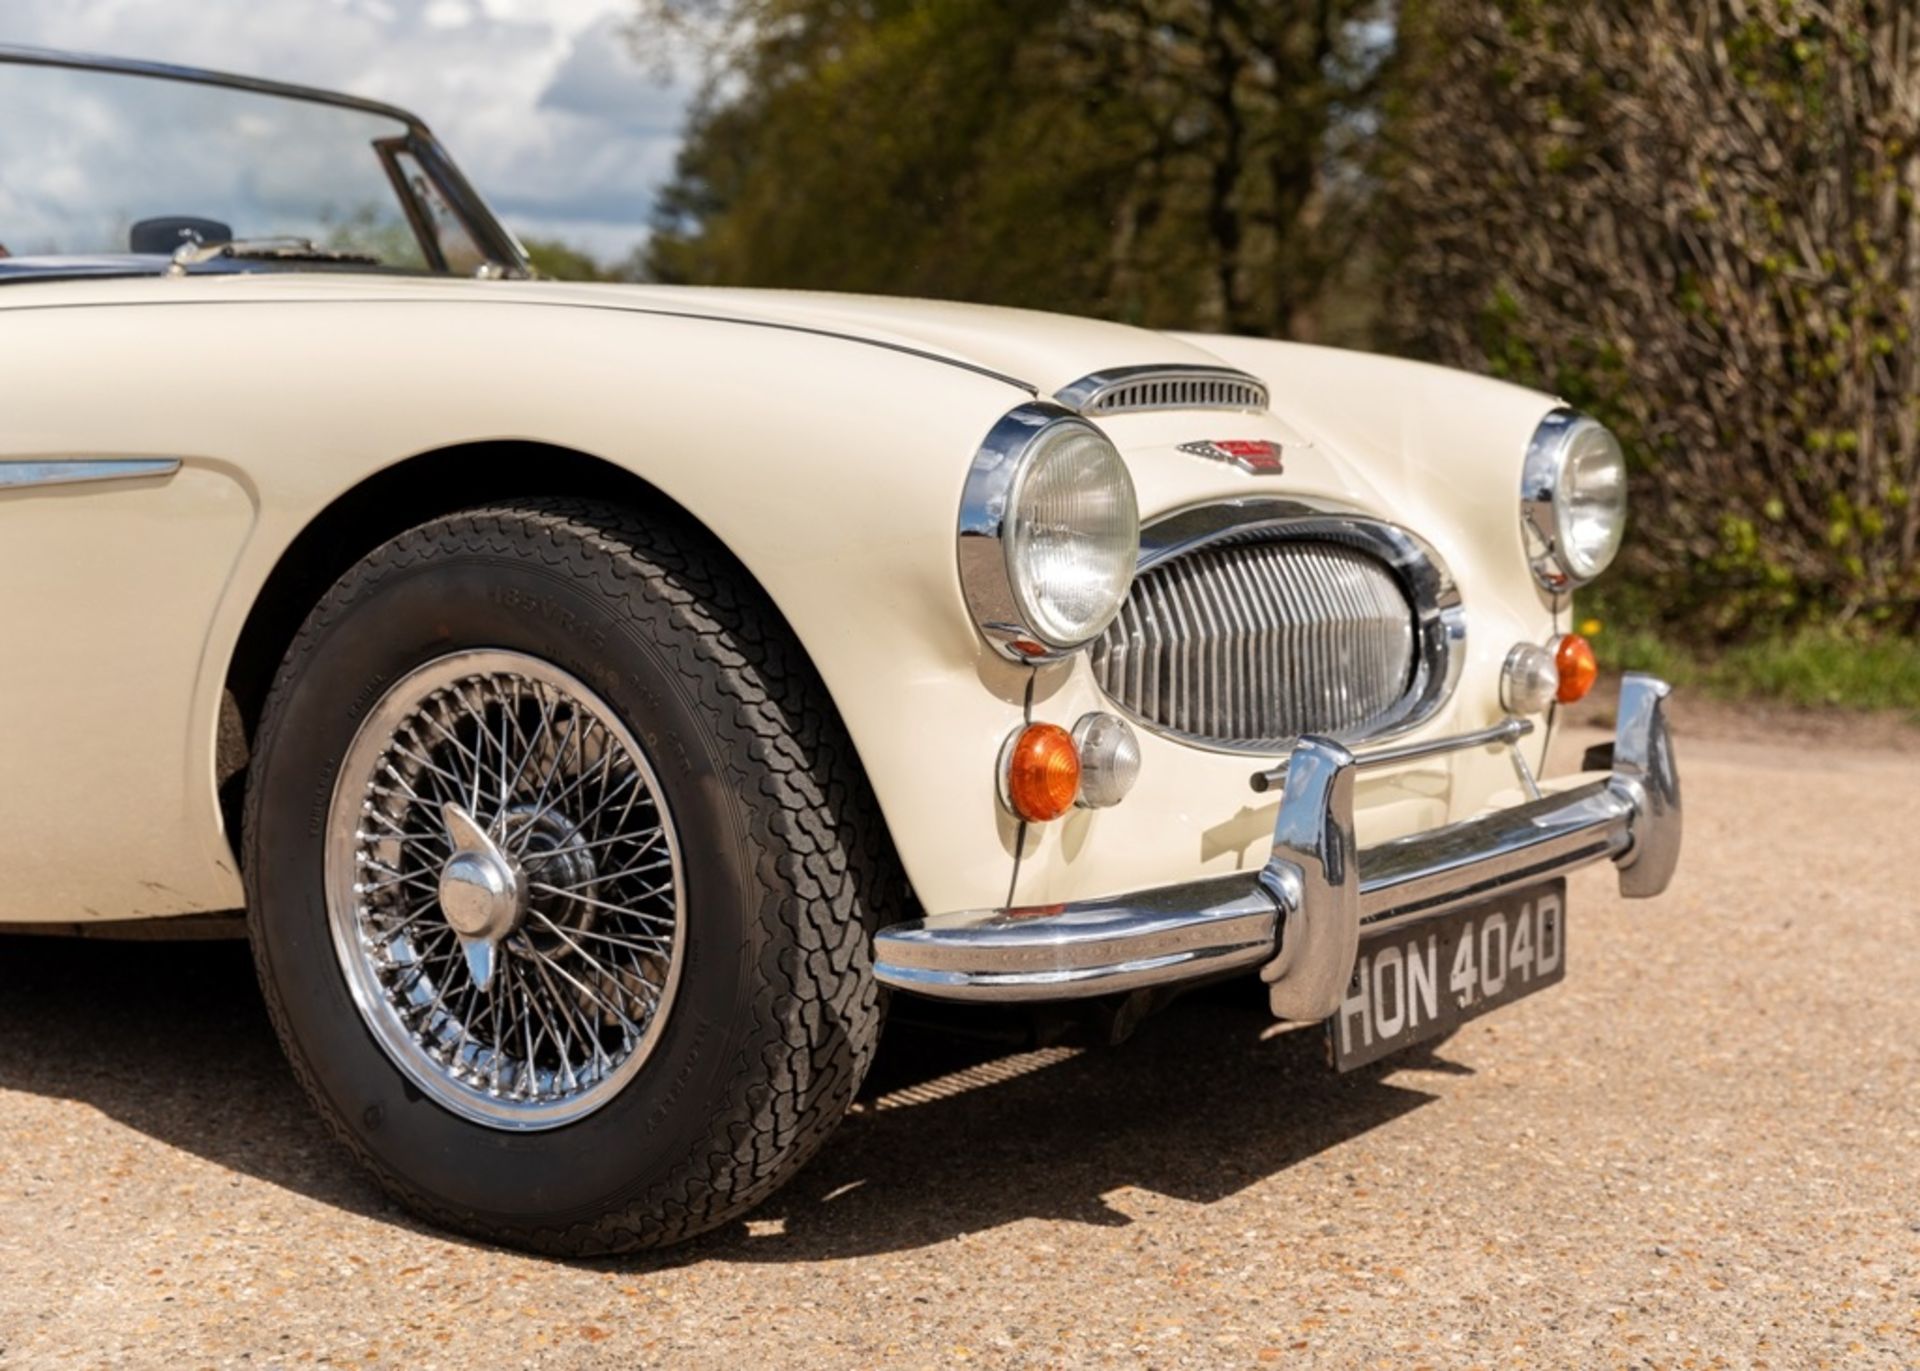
[1327,879,1567,1072]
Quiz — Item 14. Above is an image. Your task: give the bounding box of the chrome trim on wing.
[0,458,182,491]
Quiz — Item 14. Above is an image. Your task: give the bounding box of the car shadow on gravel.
[666,991,1452,1265]
[0,935,395,1224]
[0,935,1455,1262]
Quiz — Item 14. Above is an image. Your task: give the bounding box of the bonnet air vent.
[1055,366,1269,417]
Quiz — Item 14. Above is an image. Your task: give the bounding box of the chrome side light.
[1071,712,1140,808]
[958,403,1140,661]
[1501,642,1561,716]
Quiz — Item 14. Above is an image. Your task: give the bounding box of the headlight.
[1520,409,1628,591]
[959,403,1139,660]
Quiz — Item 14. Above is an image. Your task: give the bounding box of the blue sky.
[0,0,694,259]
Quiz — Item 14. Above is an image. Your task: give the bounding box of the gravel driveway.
[2,717,1916,1368]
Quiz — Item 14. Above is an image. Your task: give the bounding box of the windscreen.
[0,62,446,269]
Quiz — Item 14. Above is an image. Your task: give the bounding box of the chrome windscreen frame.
[0,44,532,279]
[1100,497,1468,755]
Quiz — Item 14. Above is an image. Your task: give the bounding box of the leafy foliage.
[636,0,1389,338]
[521,237,642,282]
[1381,0,1920,635]
[634,0,1920,642]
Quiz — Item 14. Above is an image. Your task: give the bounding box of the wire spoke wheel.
[324,649,687,1130]
[250,504,891,1250]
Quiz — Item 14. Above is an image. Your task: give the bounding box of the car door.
[0,290,253,923]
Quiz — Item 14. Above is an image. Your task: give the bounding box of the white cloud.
[0,0,692,259]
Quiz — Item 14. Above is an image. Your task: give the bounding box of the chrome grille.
[1057,367,1268,417]
[1090,539,1419,750]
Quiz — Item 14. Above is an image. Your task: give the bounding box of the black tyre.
[243,500,894,1253]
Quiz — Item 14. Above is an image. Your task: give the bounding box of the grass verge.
[1582,620,1920,717]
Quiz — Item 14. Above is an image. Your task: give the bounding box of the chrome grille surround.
[1055,365,1268,417]
[1088,499,1466,754]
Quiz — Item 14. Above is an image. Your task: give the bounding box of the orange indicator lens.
[1004,723,1081,822]
[1555,633,1599,704]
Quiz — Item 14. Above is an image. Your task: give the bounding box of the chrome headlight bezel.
[958,402,1140,661]
[1520,408,1629,592]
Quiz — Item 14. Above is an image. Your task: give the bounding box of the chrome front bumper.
[873,675,1682,1020]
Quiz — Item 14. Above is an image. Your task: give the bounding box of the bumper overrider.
[873,675,1681,1020]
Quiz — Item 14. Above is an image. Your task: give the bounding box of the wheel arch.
[216,440,817,855]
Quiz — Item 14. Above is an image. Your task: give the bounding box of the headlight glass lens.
[1005,422,1139,648]
[1555,420,1628,581]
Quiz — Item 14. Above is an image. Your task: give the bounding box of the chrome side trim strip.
[0,458,181,491]
[873,674,1681,1009]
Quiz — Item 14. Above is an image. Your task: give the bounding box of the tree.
[520,237,640,282]
[1381,0,1920,633]
[635,0,1389,339]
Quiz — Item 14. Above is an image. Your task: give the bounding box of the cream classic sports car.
[1,47,1680,1253]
